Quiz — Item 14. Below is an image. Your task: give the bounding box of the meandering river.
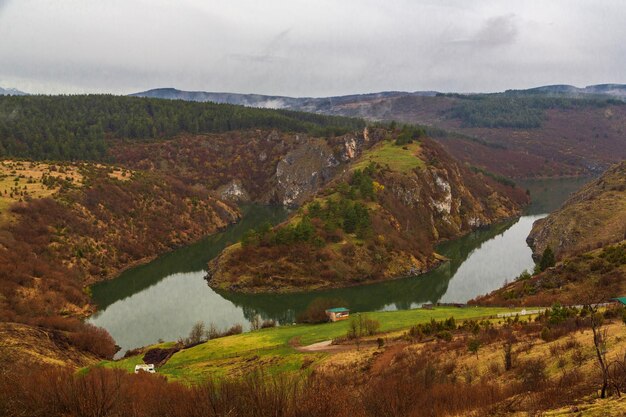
[89,177,591,355]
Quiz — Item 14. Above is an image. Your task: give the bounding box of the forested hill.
[0,95,365,161]
[128,88,626,178]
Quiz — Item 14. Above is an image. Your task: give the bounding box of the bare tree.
[250,314,261,331]
[187,321,206,345]
[589,305,609,398]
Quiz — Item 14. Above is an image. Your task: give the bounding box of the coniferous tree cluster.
[241,166,377,248]
[0,95,365,161]
[447,95,623,128]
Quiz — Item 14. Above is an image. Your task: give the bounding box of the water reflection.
[216,217,519,322]
[89,177,592,354]
[90,205,288,311]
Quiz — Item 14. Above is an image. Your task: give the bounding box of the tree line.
[0,95,365,161]
[446,95,624,129]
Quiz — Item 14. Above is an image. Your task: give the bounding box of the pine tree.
[539,246,556,271]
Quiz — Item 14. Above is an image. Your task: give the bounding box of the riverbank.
[89,177,592,356]
[98,305,520,383]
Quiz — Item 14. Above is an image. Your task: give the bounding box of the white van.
[134,364,156,374]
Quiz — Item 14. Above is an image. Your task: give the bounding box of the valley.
[88,176,586,357]
[4,1,626,415]
[0,93,623,417]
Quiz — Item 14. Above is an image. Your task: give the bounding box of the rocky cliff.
[527,161,626,260]
[207,133,528,293]
[111,128,380,209]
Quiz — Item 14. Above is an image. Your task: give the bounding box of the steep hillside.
[132,87,626,178]
[109,128,377,207]
[314,94,626,178]
[0,322,100,368]
[207,131,527,293]
[0,160,239,324]
[527,161,626,260]
[474,241,626,307]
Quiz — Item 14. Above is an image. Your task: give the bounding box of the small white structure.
[325,307,350,322]
[134,364,155,374]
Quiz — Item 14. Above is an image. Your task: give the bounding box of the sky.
[1,0,625,96]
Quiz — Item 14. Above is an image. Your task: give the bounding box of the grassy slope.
[0,160,133,225]
[0,322,99,368]
[0,160,82,225]
[99,306,516,383]
[319,318,626,416]
[351,141,424,173]
[545,396,626,416]
[527,161,626,260]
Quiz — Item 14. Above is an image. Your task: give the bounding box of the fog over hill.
[0,87,27,96]
[131,84,626,110]
[129,88,439,111]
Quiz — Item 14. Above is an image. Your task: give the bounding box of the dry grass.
[0,322,99,369]
[528,161,626,260]
[0,160,134,225]
[0,160,83,224]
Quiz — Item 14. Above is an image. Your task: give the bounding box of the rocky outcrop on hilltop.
[112,128,379,208]
[207,135,527,293]
[272,130,372,207]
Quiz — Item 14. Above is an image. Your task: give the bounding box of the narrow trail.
[293,339,356,353]
[370,343,407,376]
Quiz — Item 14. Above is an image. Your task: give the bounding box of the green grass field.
[352,140,424,173]
[99,306,519,384]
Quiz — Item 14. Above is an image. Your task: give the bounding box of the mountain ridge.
[130,86,626,179]
[130,84,626,107]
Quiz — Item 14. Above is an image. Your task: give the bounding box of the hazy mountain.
[129,85,626,179]
[505,83,626,98]
[129,88,438,110]
[0,87,28,96]
[131,84,626,112]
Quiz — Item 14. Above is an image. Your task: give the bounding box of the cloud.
[448,14,519,48]
[227,54,284,64]
[0,1,624,95]
[472,14,519,47]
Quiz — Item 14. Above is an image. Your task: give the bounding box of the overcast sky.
[1,0,625,96]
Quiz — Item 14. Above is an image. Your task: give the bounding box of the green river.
[89,177,591,355]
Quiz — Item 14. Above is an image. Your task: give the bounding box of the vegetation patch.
[0,95,365,161]
[475,241,626,307]
[97,306,514,382]
[352,140,424,173]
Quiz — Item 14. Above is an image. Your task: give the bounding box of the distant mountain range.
[0,87,28,96]
[130,84,626,110]
[129,88,438,111]
[131,84,626,180]
[504,83,626,98]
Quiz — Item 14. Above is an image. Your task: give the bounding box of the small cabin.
[325,307,350,322]
[134,364,156,374]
